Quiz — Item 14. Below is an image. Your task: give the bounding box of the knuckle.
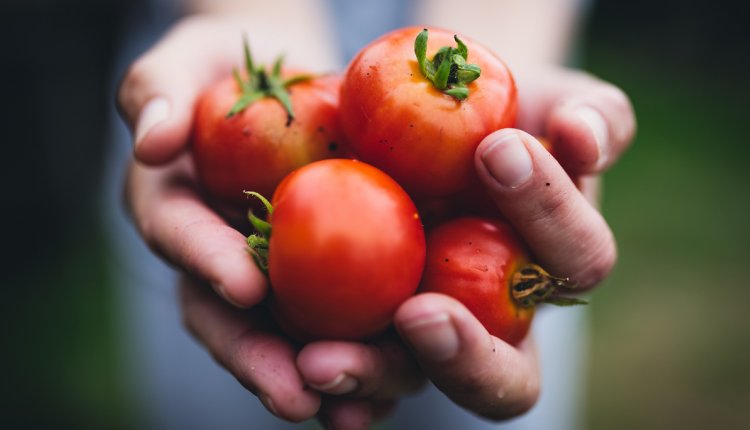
[447,365,495,396]
[527,187,575,226]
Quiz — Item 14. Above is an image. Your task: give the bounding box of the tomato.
[340,27,517,198]
[252,159,426,341]
[419,217,581,346]
[192,42,346,207]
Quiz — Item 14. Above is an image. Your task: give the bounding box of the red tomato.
[340,27,517,198]
[263,159,426,341]
[419,217,580,346]
[192,61,346,206]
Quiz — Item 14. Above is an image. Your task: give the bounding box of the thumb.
[475,129,616,289]
[394,293,540,421]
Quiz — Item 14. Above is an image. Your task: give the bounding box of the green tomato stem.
[414,29,481,101]
[244,191,275,276]
[226,35,312,122]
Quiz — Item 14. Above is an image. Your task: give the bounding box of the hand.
[477,65,636,288]
[368,66,633,421]
[118,14,635,426]
[118,15,386,428]
[117,13,339,166]
[179,268,426,428]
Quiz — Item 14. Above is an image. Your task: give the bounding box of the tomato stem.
[414,29,481,101]
[244,191,275,275]
[226,35,313,122]
[511,264,587,308]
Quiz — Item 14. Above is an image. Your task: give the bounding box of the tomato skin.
[340,26,517,198]
[419,217,533,346]
[192,73,347,206]
[267,159,426,341]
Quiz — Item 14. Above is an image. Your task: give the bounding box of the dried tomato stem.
[511,264,587,308]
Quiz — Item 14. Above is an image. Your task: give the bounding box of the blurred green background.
[1,1,748,429]
[585,2,750,428]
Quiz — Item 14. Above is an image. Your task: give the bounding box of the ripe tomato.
[340,27,517,198]
[419,217,580,346]
[255,159,426,341]
[192,43,346,207]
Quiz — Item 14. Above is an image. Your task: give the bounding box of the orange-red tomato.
[267,159,426,340]
[340,26,517,198]
[192,73,346,206]
[419,217,533,345]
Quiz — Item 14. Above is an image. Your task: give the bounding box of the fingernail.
[212,282,244,308]
[135,97,170,147]
[260,394,278,416]
[574,105,609,169]
[309,373,359,395]
[481,133,533,188]
[402,312,459,362]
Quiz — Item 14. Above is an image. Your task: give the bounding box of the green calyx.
[244,191,274,275]
[414,28,481,101]
[227,36,313,123]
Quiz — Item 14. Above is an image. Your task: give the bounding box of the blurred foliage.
[584,1,750,429]
[0,1,133,429]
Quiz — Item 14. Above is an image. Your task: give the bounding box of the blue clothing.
[104,1,589,428]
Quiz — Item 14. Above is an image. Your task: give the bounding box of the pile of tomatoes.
[192,27,580,346]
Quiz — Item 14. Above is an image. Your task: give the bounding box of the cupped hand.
[127,154,415,427]
[259,66,636,425]
[334,65,636,422]
[118,14,378,427]
[476,65,636,289]
[119,13,635,426]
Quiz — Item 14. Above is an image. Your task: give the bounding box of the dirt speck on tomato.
[473,264,489,272]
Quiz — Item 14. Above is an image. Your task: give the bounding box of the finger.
[318,398,373,430]
[394,293,540,421]
[318,398,397,430]
[297,337,425,399]
[515,67,636,174]
[127,157,267,307]
[179,276,321,422]
[475,129,616,288]
[116,17,239,165]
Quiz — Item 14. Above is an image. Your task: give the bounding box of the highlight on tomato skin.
[251,159,427,341]
[339,26,517,199]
